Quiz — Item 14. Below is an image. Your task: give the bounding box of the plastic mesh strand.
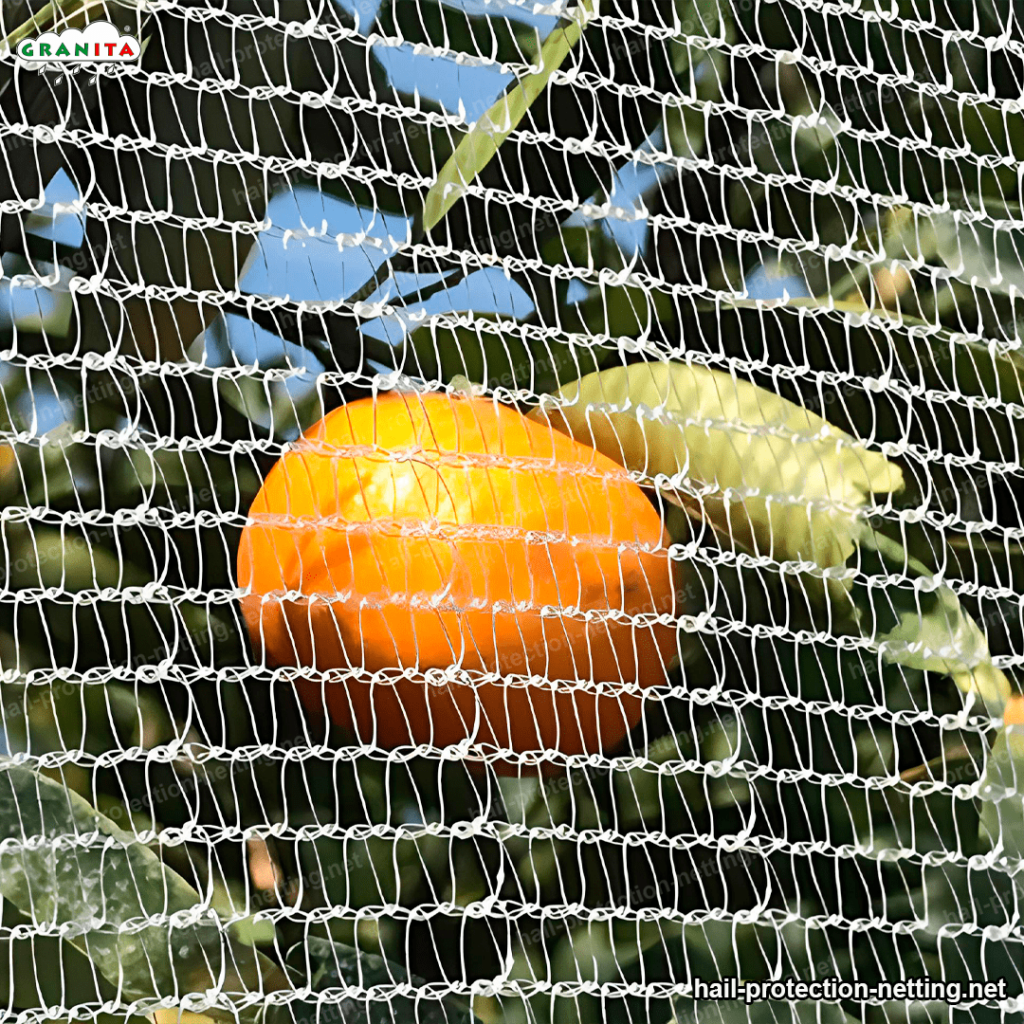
[0,0,1022,1022]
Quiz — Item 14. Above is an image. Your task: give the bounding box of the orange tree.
[0,1,1021,1023]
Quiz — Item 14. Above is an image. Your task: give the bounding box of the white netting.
[0,0,1023,1022]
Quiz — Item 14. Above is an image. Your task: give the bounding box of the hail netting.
[0,0,1023,1022]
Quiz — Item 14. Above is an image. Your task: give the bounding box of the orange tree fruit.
[237,391,677,773]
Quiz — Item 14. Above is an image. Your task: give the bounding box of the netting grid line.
[0,0,1023,1022]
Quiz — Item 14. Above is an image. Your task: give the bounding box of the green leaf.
[217,372,322,439]
[113,447,261,511]
[422,0,596,231]
[574,283,676,339]
[979,713,1024,858]
[671,998,858,1024]
[665,107,708,160]
[4,523,149,591]
[19,425,98,508]
[747,63,841,178]
[120,448,191,492]
[210,879,276,948]
[669,0,722,76]
[929,197,1024,297]
[528,360,903,575]
[541,223,624,276]
[540,224,678,339]
[0,761,289,1021]
[557,919,682,985]
[0,931,116,1008]
[266,936,481,1024]
[859,528,1011,713]
[406,313,607,394]
[663,4,731,169]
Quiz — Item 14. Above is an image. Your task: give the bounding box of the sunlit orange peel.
[237,391,678,774]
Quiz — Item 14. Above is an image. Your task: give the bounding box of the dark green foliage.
[267,935,482,1024]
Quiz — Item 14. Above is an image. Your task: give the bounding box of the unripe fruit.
[1004,695,1024,728]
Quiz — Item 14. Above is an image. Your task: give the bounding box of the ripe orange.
[237,391,677,773]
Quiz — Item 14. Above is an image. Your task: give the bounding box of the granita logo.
[16,21,141,65]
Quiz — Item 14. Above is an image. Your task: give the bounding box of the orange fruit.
[237,391,677,773]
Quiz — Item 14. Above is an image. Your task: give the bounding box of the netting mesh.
[1,0,1023,1021]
